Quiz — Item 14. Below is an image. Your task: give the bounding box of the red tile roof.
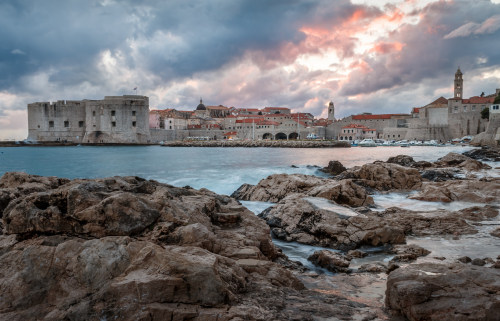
[342,123,369,129]
[352,114,391,120]
[462,96,495,104]
[263,107,290,111]
[412,107,421,113]
[426,96,448,106]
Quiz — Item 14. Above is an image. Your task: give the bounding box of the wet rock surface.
[0,172,379,321]
[308,250,351,273]
[433,152,491,171]
[463,147,500,162]
[386,263,500,321]
[259,194,406,250]
[409,178,500,203]
[231,173,373,207]
[337,161,423,191]
[320,160,347,176]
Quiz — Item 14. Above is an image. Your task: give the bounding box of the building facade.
[28,95,150,144]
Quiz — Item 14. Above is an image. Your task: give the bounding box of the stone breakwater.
[162,139,350,148]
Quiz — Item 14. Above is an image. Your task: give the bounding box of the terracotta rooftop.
[462,96,495,104]
[425,96,448,107]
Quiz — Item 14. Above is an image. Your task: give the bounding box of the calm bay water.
[0,145,475,195]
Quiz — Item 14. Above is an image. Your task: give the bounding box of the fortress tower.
[454,67,463,99]
[328,101,335,121]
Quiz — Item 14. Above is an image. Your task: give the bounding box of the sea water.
[0,145,476,195]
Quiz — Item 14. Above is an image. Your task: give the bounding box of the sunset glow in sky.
[1,0,500,139]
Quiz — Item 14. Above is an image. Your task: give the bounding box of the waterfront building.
[28,95,150,144]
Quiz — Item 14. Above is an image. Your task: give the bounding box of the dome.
[196,98,206,111]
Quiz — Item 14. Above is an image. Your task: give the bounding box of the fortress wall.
[448,112,488,139]
[27,101,87,142]
[83,96,150,144]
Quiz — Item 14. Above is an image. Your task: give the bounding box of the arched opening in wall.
[349,136,352,140]
[477,119,481,134]
[466,119,470,135]
[262,133,273,140]
[275,132,287,140]
[288,132,299,140]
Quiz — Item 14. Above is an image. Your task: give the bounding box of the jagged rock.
[308,250,351,273]
[387,155,415,167]
[337,162,422,191]
[259,194,405,250]
[347,249,367,258]
[458,256,472,263]
[358,262,388,273]
[231,174,373,207]
[377,207,478,236]
[434,152,491,171]
[321,160,347,175]
[389,244,430,263]
[491,227,500,238]
[457,206,499,221]
[3,173,369,320]
[409,179,500,203]
[463,147,500,162]
[471,258,486,266]
[386,263,500,320]
[421,168,461,182]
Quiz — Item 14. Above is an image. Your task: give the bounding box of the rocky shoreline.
[161,139,351,148]
[1,147,499,320]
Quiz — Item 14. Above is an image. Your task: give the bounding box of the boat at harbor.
[358,139,377,147]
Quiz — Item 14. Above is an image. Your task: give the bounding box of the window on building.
[92,111,96,116]
[132,121,136,127]
[472,106,476,111]
[49,121,54,128]
[169,126,172,129]
[64,121,69,127]
[78,121,84,128]
[132,110,136,116]
[111,122,116,127]
[111,110,116,116]
[454,106,458,113]
[463,106,467,112]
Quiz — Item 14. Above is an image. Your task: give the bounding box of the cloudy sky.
[1,0,500,139]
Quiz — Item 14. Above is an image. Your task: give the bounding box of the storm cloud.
[1,0,500,139]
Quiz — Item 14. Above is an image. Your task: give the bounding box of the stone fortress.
[26,69,500,145]
[28,96,150,144]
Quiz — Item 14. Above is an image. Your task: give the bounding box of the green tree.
[481,107,489,120]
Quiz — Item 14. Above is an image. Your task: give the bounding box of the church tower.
[454,67,463,99]
[327,101,335,121]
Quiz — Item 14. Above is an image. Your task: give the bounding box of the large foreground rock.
[231,173,373,207]
[0,172,378,320]
[386,263,500,320]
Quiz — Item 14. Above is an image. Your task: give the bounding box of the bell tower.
[454,67,463,99]
[328,101,335,121]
